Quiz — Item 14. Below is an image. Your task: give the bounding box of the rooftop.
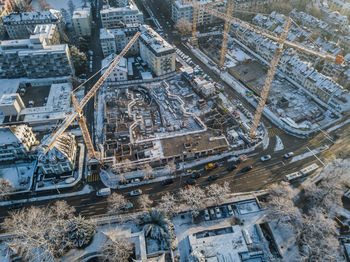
[72,9,90,19]
[2,9,61,23]
[139,25,174,55]
[161,130,228,158]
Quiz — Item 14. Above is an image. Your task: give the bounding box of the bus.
[299,163,319,176]
[285,163,319,182]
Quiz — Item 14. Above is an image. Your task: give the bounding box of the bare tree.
[3,201,95,261]
[298,213,342,261]
[159,192,178,216]
[300,165,346,215]
[265,181,302,228]
[101,235,133,262]
[175,18,192,37]
[142,163,154,180]
[207,182,230,205]
[179,186,206,217]
[0,178,13,200]
[107,193,130,215]
[137,194,153,211]
[38,0,51,10]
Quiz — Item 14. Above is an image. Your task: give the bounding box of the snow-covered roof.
[72,9,90,19]
[30,24,57,42]
[0,125,31,146]
[139,25,175,55]
[2,9,61,23]
[101,54,128,74]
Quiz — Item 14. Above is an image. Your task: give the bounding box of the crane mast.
[43,31,141,158]
[191,0,198,46]
[219,0,233,67]
[249,18,291,138]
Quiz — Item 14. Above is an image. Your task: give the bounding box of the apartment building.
[72,9,92,37]
[2,9,63,39]
[38,133,77,175]
[100,25,139,57]
[102,54,128,81]
[100,4,143,28]
[0,24,74,78]
[139,25,175,76]
[0,125,37,162]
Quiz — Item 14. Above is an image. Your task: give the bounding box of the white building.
[102,54,128,81]
[2,9,63,39]
[72,9,92,37]
[100,25,139,57]
[100,4,143,28]
[0,93,25,116]
[38,133,77,175]
[139,25,176,76]
[30,24,60,46]
[0,125,37,162]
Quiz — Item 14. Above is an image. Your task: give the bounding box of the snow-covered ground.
[0,161,36,194]
[274,136,284,152]
[31,0,88,11]
[290,145,328,164]
[225,43,252,68]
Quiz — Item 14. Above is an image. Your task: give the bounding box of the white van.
[96,188,111,196]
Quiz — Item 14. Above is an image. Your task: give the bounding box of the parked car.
[185,178,196,186]
[283,152,294,159]
[131,178,141,183]
[241,166,253,173]
[261,155,271,161]
[130,189,142,196]
[161,178,174,186]
[227,165,237,172]
[215,207,222,218]
[227,205,234,216]
[208,174,219,181]
[96,188,111,197]
[204,209,210,221]
[209,208,215,219]
[191,172,201,179]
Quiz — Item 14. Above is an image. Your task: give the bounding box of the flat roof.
[161,130,228,157]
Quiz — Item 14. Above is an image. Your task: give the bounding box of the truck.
[96,188,111,196]
[205,162,218,171]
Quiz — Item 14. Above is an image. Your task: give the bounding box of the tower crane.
[219,0,233,67]
[191,0,198,46]
[183,0,344,138]
[42,31,141,161]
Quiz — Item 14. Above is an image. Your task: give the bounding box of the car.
[191,172,201,179]
[241,166,253,173]
[208,174,219,181]
[261,155,272,162]
[283,152,294,159]
[96,188,111,197]
[130,189,142,196]
[209,208,215,219]
[185,178,196,186]
[215,207,222,218]
[204,209,210,221]
[227,165,237,172]
[131,178,141,183]
[227,205,234,216]
[161,178,174,186]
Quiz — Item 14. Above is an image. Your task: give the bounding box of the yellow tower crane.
[182,0,343,139]
[43,31,141,161]
[191,0,198,46]
[219,0,233,67]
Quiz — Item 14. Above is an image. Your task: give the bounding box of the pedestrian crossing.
[86,173,100,183]
[308,137,324,148]
[268,127,284,137]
